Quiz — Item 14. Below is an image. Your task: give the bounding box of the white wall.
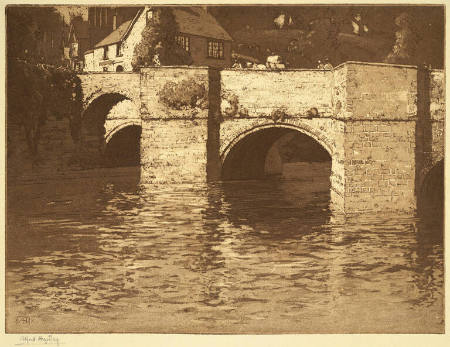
[117,7,148,71]
[84,52,94,72]
[84,7,148,72]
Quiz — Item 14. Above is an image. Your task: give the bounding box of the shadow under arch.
[418,159,444,221]
[80,93,131,167]
[82,93,131,134]
[104,124,142,167]
[105,120,142,144]
[221,123,332,181]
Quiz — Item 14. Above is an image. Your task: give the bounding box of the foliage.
[384,13,416,65]
[7,6,67,66]
[132,7,192,71]
[158,78,208,110]
[221,91,249,119]
[270,108,288,122]
[7,58,83,163]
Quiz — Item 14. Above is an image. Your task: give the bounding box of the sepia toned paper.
[1,0,449,346]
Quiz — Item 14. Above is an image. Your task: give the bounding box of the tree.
[7,7,83,165]
[132,7,192,71]
[7,6,67,65]
[384,12,417,65]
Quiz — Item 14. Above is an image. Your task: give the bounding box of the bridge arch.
[418,159,444,217]
[105,120,142,144]
[221,123,334,161]
[221,122,333,181]
[80,92,142,167]
[79,72,140,110]
[104,124,142,167]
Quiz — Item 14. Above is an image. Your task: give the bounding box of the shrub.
[158,78,208,110]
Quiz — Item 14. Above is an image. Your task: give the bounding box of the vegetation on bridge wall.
[7,59,83,165]
[158,77,208,111]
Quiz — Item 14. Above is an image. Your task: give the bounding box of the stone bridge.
[78,62,445,213]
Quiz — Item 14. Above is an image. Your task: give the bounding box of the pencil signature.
[15,335,63,347]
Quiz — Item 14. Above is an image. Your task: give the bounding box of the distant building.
[87,6,141,49]
[66,17,90,71]
[84,6,233,72]
[35,20,67,66]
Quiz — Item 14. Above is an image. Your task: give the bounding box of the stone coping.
[78,61,444,75]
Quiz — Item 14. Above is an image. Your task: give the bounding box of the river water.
[6,167,444,333]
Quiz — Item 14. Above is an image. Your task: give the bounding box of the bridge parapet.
[220,68,333,119]
[140,66,210,120]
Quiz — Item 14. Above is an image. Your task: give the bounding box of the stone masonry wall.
[139,67,210,183]
[8,63,443,214]
[79,72,140,108]
[343,121,416,212]
[140,120,208,183]
[341,63,419,212]
[220,69,333,117]
[343,62,417,120]
[7,117,78,182]
[104,99,141,143]
[429,70,445,167]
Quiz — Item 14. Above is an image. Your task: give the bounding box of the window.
[146,10,154,24]
[175,35,190,52]
[103,46,108,60]
[103,67,108,72]
[71,42,78,57]
[89,8,94,25]
[96,8,101,27]
[207,40,224,59]
[116,43,122,57]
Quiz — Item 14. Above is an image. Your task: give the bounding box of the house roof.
[173,7,232,41]
[70,20,90,42]
[94,7,232,48]
[95,19,134,48]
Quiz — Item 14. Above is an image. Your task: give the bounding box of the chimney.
[202,5,208,13]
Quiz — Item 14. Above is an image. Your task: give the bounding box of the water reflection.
[6,167,444,333]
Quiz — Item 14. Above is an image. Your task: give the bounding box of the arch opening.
[104,125,142,167]
[80,93,131,167]
[82,93,130,135]
[221,127,332,187]
[116,65,124,72]
[418,160,444,220]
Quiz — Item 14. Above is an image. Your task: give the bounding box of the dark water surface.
[6,167,444,333]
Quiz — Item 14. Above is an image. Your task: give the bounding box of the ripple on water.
[6,168,444,333]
